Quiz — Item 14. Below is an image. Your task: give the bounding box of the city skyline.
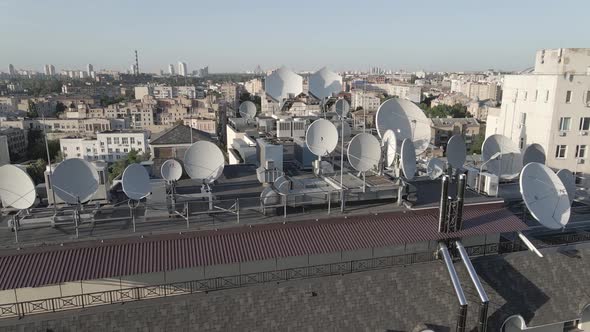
[1,0,588,73]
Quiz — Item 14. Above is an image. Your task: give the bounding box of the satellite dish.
[52,158,99,204]
[0,165,36,209]
[375,98,431,155]
[334,99,350,118]
[161,159,182,182]
[309,67,343,101]
[273,175,290,194]
[482,134,523,179]
[347,133,381,172]
[382,129,398,167]
[400,139,417,180]
[520,162,570,229]
[239,101,257,120]
[264,66,303,102]
[122,163,151,201]
[260,186,280,205]
[556,169,576,203]
[305,119,338,157]
[522,143,546,166]
[427,158,445,180]
[183,141,225,183]
[446,135,467,169]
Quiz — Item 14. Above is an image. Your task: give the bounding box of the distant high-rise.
[8,64,16,75]
[49,65,55,76]
[168,64,175,75]
[130,64,138,75]
[87,64,93,76]
[178,62,188,77]
[44,65,51,76]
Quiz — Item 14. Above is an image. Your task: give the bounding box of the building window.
[100,141,105,147]
[122,137,129,145]
[63,147,67,151]
[108,148,113,153]
[555,145,567,159]
[586,91,590,105]
[545,90,549,103]
[565,90,572,103]
[113,137,120,144]
[559,117,571,131]
[107,137,112,144]
[116,155,121,160]
[123,148,128,153]
[580,117,590,131]
[576,145,587,158]
[76,146,80,151]
[130,137,135,144]
[523,91,528,101]
[115,148,120,153]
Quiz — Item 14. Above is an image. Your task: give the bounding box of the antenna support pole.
[456,174,466,231]
[456,241,489,332]
[439,242,468,332]
[438,175,450,232]
[517,231,543,258]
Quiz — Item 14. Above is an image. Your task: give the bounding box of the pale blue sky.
[1,0,588,73]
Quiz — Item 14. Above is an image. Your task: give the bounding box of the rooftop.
[150,124,212,145]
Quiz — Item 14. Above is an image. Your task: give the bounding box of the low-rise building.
[350,91,381,111]
[430,117,480,149]
[0,135,10,165]
[60,130,148,162]
[0,127,27,160]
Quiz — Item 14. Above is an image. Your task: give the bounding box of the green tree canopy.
[108,149,150,181]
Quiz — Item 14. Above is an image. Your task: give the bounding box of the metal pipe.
[439,242,467,332]
[439,175,450,233]
[517,231,543,258]
[456,241,489,332]
[456,174,466,231]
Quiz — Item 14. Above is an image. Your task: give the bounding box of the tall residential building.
[485,48,590,190]
[168,64,175,75]
[44,65,51,76]
[87,64,94,76]
[178,62,188,77]
[8,64,16,75]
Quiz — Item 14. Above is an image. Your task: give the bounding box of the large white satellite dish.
[305,119,339,157]
[122,163,151,201]
[52,158,99,204]
[334,99,350,118]
[522,143,546,166]
[427,158,445,180]
[400,139,417,180]
[183,141,225,183]
[381,129,398,167]
[161,159,183,182]
[482,134,522,179]
[520,162,570,229]
[0,165,36,209]
[446,135,467,169]
[347,133,381,172]
[375,98,431,155]
[309,67,342,101]
[264,66,303,102]
[239,101,257,120]
[556,169,576,203]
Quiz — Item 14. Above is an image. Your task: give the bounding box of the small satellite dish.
[305,119,339,157]
[482,134,523,179]
[161,159,183,182]
[347,133,381,172]
[183,141,225,183]
[122,163,151,201]
[382,129,398,167]
[239,101,257,119]
[520,162,570,229]
[52,158,99,204]
[264,66,303,102]
[375,98,431,155]
[273,175,290,194]
[260,186,280,205]
[426,158,445,180]
[446,135,467,169]
[556,169,576,203]
[400,139,417,180]
[0,165,36,209]
[309,67,343,101]
[522,143,546,166]
[334,99,350,118]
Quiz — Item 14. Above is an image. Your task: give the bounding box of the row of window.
[105,137,139,145]
[559,117,590,131]
[516,89,590,105]
[555,144,587,159]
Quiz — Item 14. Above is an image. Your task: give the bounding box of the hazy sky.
[1,0,588,73]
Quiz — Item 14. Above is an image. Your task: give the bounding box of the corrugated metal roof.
[0,204,526,290]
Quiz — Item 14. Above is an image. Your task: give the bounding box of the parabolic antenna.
[482,134,523,179]
[0,165,36,209]
[305,119,339,157]
[264,66,303,102]
[375,98,431,155]
[183,141,225,183]
[400,139,417,180]
[382,129,398,167]
[52,158,99,204]
[522,143,546,166]
[161,159,183,182]
[446,135,467,169]
[334,99,350,118]
[238,101,257,120]
[520,162,570,229]
[556,169,576,203]
[427,158,445,180]
[347,133,381,172]
[309,67,342,101]
[122,163,151,201]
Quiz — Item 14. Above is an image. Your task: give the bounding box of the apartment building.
[60,130,148,162]
[0,127,26,160]
[350,91,381,111]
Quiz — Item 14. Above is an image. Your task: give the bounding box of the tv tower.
[135,50,140,75]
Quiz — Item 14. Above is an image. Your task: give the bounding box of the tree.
[26,159,47,184]
[25,130,61,162]
[55,102,67,114]
[423,103,468,118]
[108,149,150,181]
[26,100,39,118]
[469,134,485,154]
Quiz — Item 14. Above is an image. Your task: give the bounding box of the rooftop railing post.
[236,198,240,224]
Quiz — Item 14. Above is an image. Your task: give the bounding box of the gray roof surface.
[149,124,213,145]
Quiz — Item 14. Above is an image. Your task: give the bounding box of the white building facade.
[60,130,149,162]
